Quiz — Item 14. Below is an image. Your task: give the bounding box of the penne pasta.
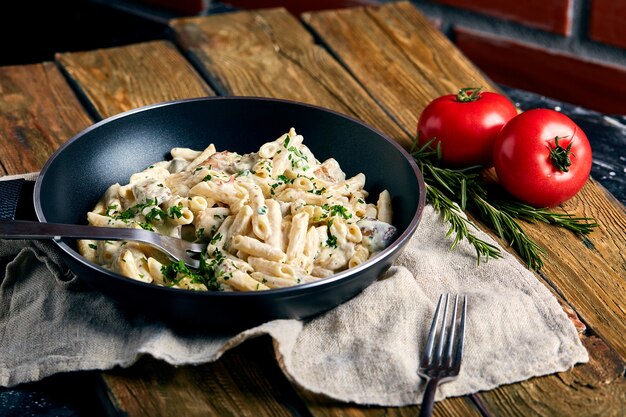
[79,128,396,292]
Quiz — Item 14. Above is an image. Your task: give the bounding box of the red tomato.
[492,109,592,207]
[417,88,518,167]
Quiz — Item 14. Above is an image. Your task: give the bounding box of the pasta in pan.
[79,128,397,292]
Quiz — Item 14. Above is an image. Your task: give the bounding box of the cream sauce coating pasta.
[79,128,396,292]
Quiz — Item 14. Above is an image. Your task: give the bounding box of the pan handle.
[0,179,26,220]
[0,178,37,220]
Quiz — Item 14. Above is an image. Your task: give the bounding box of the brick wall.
[408,0,626,115]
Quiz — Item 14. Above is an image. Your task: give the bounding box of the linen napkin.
[0,174,588,406]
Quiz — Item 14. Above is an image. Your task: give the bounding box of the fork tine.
[421,294,444,366]
[186,242,208,253]
[421,294,445,367]
[444,294,459,367]
[453,295,467,371]
[434,293,450,364]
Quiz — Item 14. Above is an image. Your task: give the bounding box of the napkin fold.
[0,175,588,406]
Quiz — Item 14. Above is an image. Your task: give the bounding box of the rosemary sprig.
[410,138,598,270]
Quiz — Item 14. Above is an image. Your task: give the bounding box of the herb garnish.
[329,204,352,220]
[411,137,598,270]
[326,219,338,248]
[160,250,225,291]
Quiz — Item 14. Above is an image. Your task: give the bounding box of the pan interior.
[38,98,421,235]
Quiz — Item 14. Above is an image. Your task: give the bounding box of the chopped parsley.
[106,197,186,230]
[329,204,352,219]
[307,181,326,195]
[160,253,223,291]
[277,174,294,184]
[210,232,223,245]
[270,175,294,195]
[105,204,118,216]
[326,219,338,248]
[168,204,183,219]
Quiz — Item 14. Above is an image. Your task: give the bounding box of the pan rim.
[34,95,426,297]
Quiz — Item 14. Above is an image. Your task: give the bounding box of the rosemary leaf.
[426,186,502,263]
[491,199,598,235]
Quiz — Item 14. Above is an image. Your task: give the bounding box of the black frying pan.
[33,96,426,330]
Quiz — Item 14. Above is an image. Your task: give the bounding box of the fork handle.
[418,378,439,417]
[0,219,151,241]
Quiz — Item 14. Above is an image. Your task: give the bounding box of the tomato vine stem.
[549,136,574,172]
[455,87,483,102]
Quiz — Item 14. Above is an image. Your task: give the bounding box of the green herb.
[203,174,212,182]
[210,232,223,245]
[411,137,598,270]
[139,222,154,231]
[271,175,294,195]
[145,207,167,223]
[277,174,294,184]
[168,204,183,219]
[160,253,223,291]
[329,204,352,219]
[105,204,118,216]
[326,219,338,248]
[88,243,97,250]
[109,198,159,222]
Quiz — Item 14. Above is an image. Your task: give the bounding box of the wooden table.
[1,2,624,416]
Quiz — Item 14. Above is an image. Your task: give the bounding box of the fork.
[418,293,467,417]
[0,219,206,268]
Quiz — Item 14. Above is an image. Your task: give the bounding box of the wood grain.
[298,391,482,417]
[0,62,92,175]
[170,8,410,147]
[8,3,619,417]
[302,2,498,134]
[303,2,626,416]
[55,40,215,119]
[101,338,312,417]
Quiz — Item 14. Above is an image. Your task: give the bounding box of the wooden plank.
[101,338,312,417]
[302,2,497,132]
[170,8,410,148]
[55,40,215,119]
[297,391,481,417]
[0,62,93,175]
[303,2,626,416]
